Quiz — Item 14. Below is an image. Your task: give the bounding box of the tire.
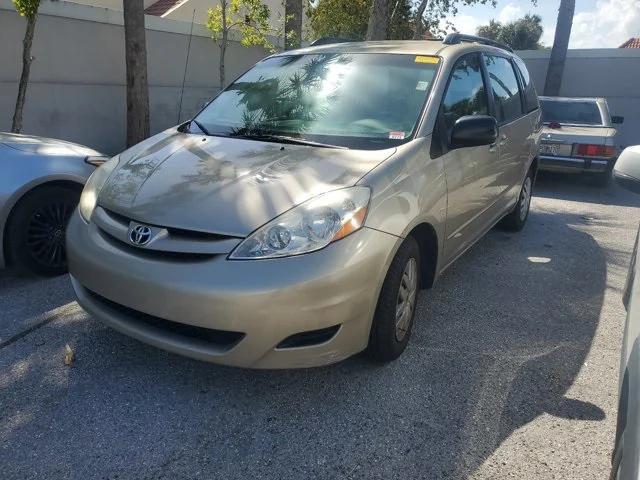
[499,169,534,232]
[5,185,80,276]
[367,236,420,362]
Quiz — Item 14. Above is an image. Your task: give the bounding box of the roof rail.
[442,33,513,52]
[309,37,355,46]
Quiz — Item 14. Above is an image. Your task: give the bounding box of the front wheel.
[499,169,533,232]
[367,236,421,362]
[5,185,80,276]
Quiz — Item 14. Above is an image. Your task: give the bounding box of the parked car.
[610,146,640,479]
[67,34,541,368]
[0,132,106,276]
[538,96,623,185]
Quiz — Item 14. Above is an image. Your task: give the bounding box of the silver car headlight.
[229,187,371,260]
[79,156,119,222]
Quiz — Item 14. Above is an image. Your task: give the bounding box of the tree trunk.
[544,0,575,96]
[11,14,37,134]
[123,0,150,147]
[285,0,303,50]
[413,0,429,40]
[366,0,389,41]
[219,0,227,89]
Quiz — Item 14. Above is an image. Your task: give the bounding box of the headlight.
[229,187,370,260]
[79,156,119,222]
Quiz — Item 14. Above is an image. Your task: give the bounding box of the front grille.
[97,228,217,262]
[86,289,245,349]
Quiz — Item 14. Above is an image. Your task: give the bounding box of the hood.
[541,125,617,145]
[98,131,395,237]
[0,132,103,157]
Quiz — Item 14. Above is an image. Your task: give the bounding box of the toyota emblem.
[128,224,153,246]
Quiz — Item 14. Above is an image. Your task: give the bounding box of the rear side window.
[513,56,539,113]
[539,99,604,125]
[441,54,488,135]
[483,54,523,123]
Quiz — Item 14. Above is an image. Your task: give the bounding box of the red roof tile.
[145,0,188,17]
[619,37,640,48]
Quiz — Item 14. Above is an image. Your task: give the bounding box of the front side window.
[194,53,439,149]
[484,54,523,123]
[539,99,604,126]
[441,54,488,136]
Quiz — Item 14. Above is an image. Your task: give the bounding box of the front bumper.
[67,212,400,368]
[538,155,612,173]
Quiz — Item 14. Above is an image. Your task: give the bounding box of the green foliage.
[12,0,40,19]
[309,0,414,40]
[308,0,370,40]
[207,0,273,50]
[477,14,543,50]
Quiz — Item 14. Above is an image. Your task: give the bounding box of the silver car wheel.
[519,176,532,221]
[395,257,418,342]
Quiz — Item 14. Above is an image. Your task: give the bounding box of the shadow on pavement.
[0,206,608,479]
[536,171,640,208]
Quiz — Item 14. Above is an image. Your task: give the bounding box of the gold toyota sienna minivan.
[67,34,542,368]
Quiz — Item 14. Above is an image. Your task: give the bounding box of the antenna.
[177,9,196,124]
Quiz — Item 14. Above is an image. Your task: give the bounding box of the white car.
[0,132,106,275]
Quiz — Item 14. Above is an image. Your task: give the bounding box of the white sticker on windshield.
[416,81,430,91]
[389,131,405,140]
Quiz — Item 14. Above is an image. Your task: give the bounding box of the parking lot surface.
[1,174,639,479]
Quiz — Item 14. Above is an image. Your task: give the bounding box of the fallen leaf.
[64,344,75,366]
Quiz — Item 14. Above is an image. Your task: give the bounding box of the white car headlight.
[229,187,371,260]
[79,156,119,222]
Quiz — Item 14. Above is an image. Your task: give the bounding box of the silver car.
[0,132,106,275]
[538,96,623,185]
[610,146,640,479]
[67,35,541,368]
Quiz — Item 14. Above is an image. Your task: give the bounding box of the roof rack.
[309,37,355,46]
[442,33,513,52]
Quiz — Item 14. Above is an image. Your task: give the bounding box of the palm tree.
[123,0,150,147]
[366,0,389,40]
[285,0,303,49]
[544,0,575,96]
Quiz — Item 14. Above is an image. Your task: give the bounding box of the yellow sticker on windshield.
[415,56,439,64]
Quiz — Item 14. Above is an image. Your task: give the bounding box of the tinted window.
[540,99,604,125]
[484,54,523,123]
[441,54,488,135]
[194,53,439,150]
[513,56,539,113]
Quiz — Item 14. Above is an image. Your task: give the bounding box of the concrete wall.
[0,0,273,155]
[518,48,640,149]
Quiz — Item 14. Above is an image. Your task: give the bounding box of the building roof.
[144,0,188,17]
[619,37,640,48]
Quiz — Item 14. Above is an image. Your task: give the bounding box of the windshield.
[540,99,604,126]
[193,53,439,149]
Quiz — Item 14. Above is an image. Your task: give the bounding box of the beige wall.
[0,0,273,154]
[518,48,640,149]
[60,0,289,31]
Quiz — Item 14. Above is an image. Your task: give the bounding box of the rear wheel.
[5,185,80,276]
[367,236,420,362]
[499,169,533,232]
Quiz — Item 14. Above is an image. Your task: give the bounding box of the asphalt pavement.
[1,173,639,479]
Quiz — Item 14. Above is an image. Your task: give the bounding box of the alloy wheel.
[25,201,74,269]
[395,257,418,342]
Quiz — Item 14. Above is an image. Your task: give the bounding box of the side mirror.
[614,146,640,194]
[612,116,624,125]
[450,115,498,149]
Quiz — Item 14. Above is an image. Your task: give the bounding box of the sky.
[443,0,640,48]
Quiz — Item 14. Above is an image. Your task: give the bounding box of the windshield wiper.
[191,119,211,135]
[230,132,348,149]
